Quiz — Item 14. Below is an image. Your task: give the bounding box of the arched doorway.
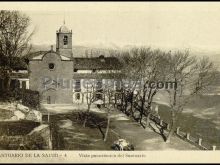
[42,88,56,104]
[73,92,82,103]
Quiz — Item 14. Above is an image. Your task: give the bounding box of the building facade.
[29,23,123,105]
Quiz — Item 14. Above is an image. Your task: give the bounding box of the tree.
[102,105,112,142]
[119,48,144,116]
[136,48,170,128]
[120,47,169,128]
[83,82,96,127]
[82,80,116,141]
[165,50,217,143]
[98,58,123,142]
[102,78,119,142]
[0,10,34,92]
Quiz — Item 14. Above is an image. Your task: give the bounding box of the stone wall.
[29,52,73,104]
[28,124,52,150]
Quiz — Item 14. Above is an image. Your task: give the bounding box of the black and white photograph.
[0,1,220,163]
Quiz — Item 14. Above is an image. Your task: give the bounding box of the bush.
[0,87,40,110]
[0,120,40,136]
[22,89,40,109]
[77,112,107,128]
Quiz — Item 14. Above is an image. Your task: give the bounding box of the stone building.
[28,23,123,105]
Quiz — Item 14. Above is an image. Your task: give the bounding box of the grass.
[157,97,220,148]
[48,112,119,150]
[0,120,40,136]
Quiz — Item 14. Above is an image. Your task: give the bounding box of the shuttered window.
[75,79,81,92]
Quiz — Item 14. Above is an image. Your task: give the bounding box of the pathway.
[111,115,198,150]
[43,103,198,150]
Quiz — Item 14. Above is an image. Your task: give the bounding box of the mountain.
[190,50,220,71]
[29,43,220,70]
[29,44,119,58]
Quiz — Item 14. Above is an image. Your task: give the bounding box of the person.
[118,139,124,151]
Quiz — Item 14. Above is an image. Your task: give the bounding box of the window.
[96,80,102,91]
[99,55,105,62]
[63,35,68,45]
[96,93,103,100]
[75,93,80,100]
[115,80,121,91]
[75,79,81,92]
[22,81,26,89]
[47,96,51,104]
[49,63,55,70]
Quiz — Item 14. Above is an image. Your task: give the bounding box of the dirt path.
[110,112,198,150]
[45,105,199,150]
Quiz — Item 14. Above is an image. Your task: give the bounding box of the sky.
[2,2,220,51]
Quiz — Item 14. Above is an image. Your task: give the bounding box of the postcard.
[0,2,219,163]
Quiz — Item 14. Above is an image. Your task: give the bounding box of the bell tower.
[56,21,73,59]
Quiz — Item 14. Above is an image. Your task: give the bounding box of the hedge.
[21,89,40,109]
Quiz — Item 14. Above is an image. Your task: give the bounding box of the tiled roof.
[73,56,122,70]
[29,51,71,61]
[72,73,124,79]
[32,54,44,60]
[59,25,70,33]
[28,51,123,70]
[25,51,48,60]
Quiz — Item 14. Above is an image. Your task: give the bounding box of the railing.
[175,127,215,150]
[149,113,217,150]
[118,103,217,150]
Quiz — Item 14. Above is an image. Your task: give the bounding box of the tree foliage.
[0,10,34,92]
[119,47,217,142]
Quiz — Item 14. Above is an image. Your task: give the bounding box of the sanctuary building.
[28,23,123,104]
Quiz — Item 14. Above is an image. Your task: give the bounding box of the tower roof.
[59,25,70,33]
